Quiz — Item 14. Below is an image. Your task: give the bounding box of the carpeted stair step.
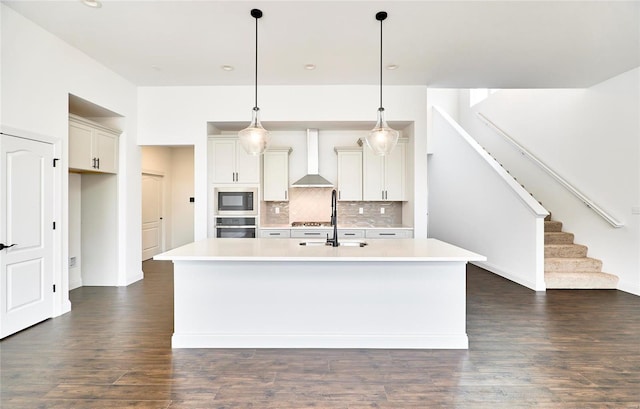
[545,271,619,289]
[545,244,588,258]
[545,232,574,244]
[544,220,563,232]
[545,257,602,272]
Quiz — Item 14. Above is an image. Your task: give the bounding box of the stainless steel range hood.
[292,129,333,188]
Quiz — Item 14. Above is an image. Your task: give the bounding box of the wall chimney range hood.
[292,129,333,188]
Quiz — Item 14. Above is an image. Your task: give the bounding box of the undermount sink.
[299,240,368,247]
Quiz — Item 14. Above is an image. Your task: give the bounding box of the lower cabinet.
[259,229,291,238]
[290,229,332,239]
[365,229,413,239]
[260,228,412,239]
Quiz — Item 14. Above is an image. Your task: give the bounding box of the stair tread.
[544,220,563,232]
[545,271,619,289]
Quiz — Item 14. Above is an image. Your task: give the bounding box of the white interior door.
[141,174,163,261]
[0,134,54,339]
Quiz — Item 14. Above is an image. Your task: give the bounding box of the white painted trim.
[172,334,469,349]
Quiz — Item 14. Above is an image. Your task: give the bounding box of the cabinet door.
[235,143,260,184]
[69,121,94,171]
[362,147,385,201]
[95,130,118,173]
[263,151,289,201]
[384,143,405,201]
[210,139,236,184]
[337,151,362,201]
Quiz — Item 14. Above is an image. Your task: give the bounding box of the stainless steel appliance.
[215,217,257,238]
[214,187,257,215]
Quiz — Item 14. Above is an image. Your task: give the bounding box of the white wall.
[429,109,547,291]
[170,147,194,247]
[138,85,429,238]
[458,68,640,295]
[1,4,142,312]
[68,173,82,290]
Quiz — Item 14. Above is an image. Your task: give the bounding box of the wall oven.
[215,217,257,239]
[214,187,258,215]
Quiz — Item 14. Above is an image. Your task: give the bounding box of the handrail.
[477,113,623,228]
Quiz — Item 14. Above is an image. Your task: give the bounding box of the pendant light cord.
[254,15,258,110]
[379,16,383,110]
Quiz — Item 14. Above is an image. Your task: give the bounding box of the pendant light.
[238,8,270,155]
[364,11,399,156]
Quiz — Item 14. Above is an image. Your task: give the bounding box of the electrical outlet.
[275,207,280,214]
[69,256,76,267]
[359,207,364,214]
[380,207,385,214]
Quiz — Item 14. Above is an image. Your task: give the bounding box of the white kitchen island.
[155,238,485,349]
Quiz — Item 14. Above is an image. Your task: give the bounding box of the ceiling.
[3,1,639,88]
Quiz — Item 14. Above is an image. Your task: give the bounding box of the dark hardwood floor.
[1,261,639,408]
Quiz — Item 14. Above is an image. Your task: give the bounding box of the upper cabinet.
[263,147,292,201]
[335,146,362,201]
[69,114,119,174]
[209,137,260,184]
[363,140,406,201]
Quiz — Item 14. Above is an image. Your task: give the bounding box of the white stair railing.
[477,113,623,228]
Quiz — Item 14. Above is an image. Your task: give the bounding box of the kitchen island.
[155,238,485,349]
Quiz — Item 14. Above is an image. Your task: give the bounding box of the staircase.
[544,217,618,289]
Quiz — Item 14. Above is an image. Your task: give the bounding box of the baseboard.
[172,333,469,349]
[123,269,144,286]
[617,278,640,296]
[472,261,544,291]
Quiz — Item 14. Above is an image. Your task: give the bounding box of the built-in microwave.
[214,187,258,215]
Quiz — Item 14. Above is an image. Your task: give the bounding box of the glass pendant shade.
[238,107,270,156]
[366,108,399,156]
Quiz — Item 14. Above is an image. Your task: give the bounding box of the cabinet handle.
[382,190,385,200]
[96,157,100,169]
[344,233,355,236]
[339,190,341,200]
[285,190,288,200]
[384,190,388,200]
[269,232,280,236]
[92,158,97,168]
[380,233,396,236]
[304,232,322,236]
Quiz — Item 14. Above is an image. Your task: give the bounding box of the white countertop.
[260,225,414,230]
[154,238,486,262]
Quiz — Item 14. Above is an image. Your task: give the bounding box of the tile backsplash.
[262,187,402,227]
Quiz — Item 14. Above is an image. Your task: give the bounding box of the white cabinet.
[335,146,362,201]
[290,229,332,239]
[338,229,365,239]
[263,147,292,201]
[365,229,413,239]
[260,229,291,238]
[363,141,406,201]
[69,115,119,174]
[209,137,260,184]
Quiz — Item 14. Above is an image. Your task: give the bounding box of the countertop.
[154,238,486,262]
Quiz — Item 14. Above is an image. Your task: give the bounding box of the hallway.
[1,261,639,408]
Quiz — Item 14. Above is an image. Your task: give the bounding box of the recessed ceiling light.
[81,0,102,8]
[221,65,235,71]
[386,64,399,70]
[304,64,316,71]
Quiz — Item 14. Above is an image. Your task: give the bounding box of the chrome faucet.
[326,189,339,247]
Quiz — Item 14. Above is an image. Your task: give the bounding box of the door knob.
[0,243,17,250]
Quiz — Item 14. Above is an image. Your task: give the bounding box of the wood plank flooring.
[1,261,639,408]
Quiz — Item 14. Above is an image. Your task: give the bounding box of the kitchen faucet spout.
[327,189,339,247]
